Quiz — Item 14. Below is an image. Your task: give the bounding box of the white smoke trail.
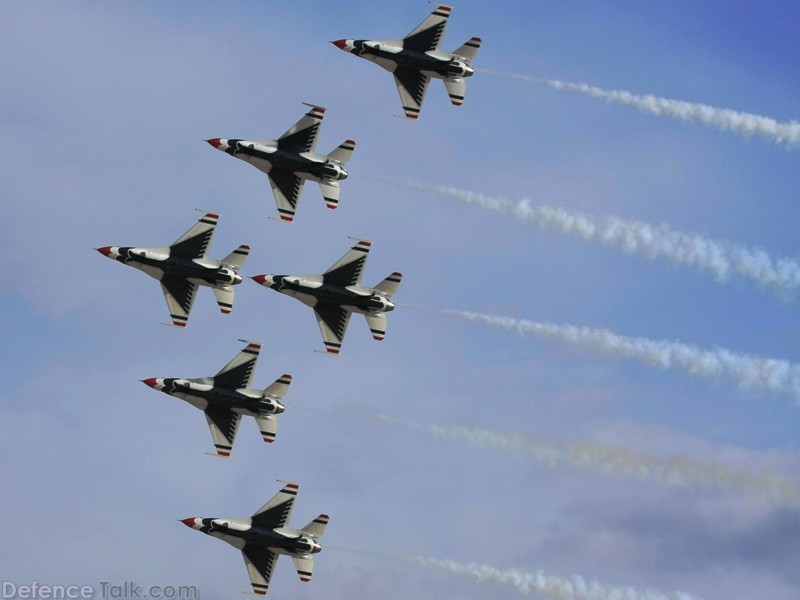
[428,307,800,403]
[412,556,702,600]
[479,68,800,146]
[332,548,702,600]
[380,415,800,507]
[402,179,800,295]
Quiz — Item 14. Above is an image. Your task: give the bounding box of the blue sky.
[2,1,800,598]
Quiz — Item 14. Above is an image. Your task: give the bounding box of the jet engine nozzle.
[368,295,394,312]
[447,60,473,77]
[296,536,321,554]
[217,268,241,285]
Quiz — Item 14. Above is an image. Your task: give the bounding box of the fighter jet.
[141,340,292,457]
[331,4,481,119]
[206,103,355,223]
[96,212,248,327]
[251,239,401,354]
[181,482,328,595]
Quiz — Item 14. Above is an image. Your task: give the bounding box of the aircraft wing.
[169,212,218,260]
[241,546,278,596]
[277,104,325,153]
[323,239,371,287]
[251,482,298,529]
[393,68,431,120]
[291,555,315,583]
[160,276,199,328]
[268,169,305,223]
[403,4,452,52]
[214,341,261,389]
[314,302,353,355]
[204,406,242,457]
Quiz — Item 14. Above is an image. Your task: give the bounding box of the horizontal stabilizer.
[255,414,278,444]
[291,554,315,583]
[364,312,387,341]
[318,181,340,210]
[452,36,481,61]
[212,285,235,314]
[264,374,292,400]
[373,272,402,297]
[300,514,329,539]
[221,244,250,269]
[327,139,356,166]
[444,77,466,106]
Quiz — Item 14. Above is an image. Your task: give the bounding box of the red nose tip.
[331,39,348,50]
[206,138,222,148]
[141,378,159,389]
[96,246,112,256]
[181,518,197,528]
[250,275,267,285]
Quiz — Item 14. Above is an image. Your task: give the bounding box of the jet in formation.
[96,212,248,327]
[206,103,355,223]
[141,340,291,457]
[181,482,328,595]
[331,4,481,119]
[251,239,401,354]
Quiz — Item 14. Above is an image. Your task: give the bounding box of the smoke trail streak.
[425,307,800,403]
[379,415,800,507]
[332,548,702,600]
[478,68,800,146]
[402,179,800,295]
[413,556,702,600]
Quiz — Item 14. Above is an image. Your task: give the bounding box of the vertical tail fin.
[300,514,329,539]
[221,244,250,269]
[327,139,356,166]
[373,272,403,297]
[452,37,481,61]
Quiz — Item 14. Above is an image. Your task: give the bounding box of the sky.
[2,1,800,598]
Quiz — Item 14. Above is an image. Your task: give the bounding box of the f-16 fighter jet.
[206,103,355,223]
[141,340,292,457]
[251,239,402,354]
[181,482,328,596]
[96,212,248,327]
[331,4,481,119]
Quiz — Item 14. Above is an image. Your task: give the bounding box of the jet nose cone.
[331,39,348,50]
[205,138,222,149]
[96,246,113,257]
[250,274,270,286]
[141,378,159,389]
[180,518,197,528]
